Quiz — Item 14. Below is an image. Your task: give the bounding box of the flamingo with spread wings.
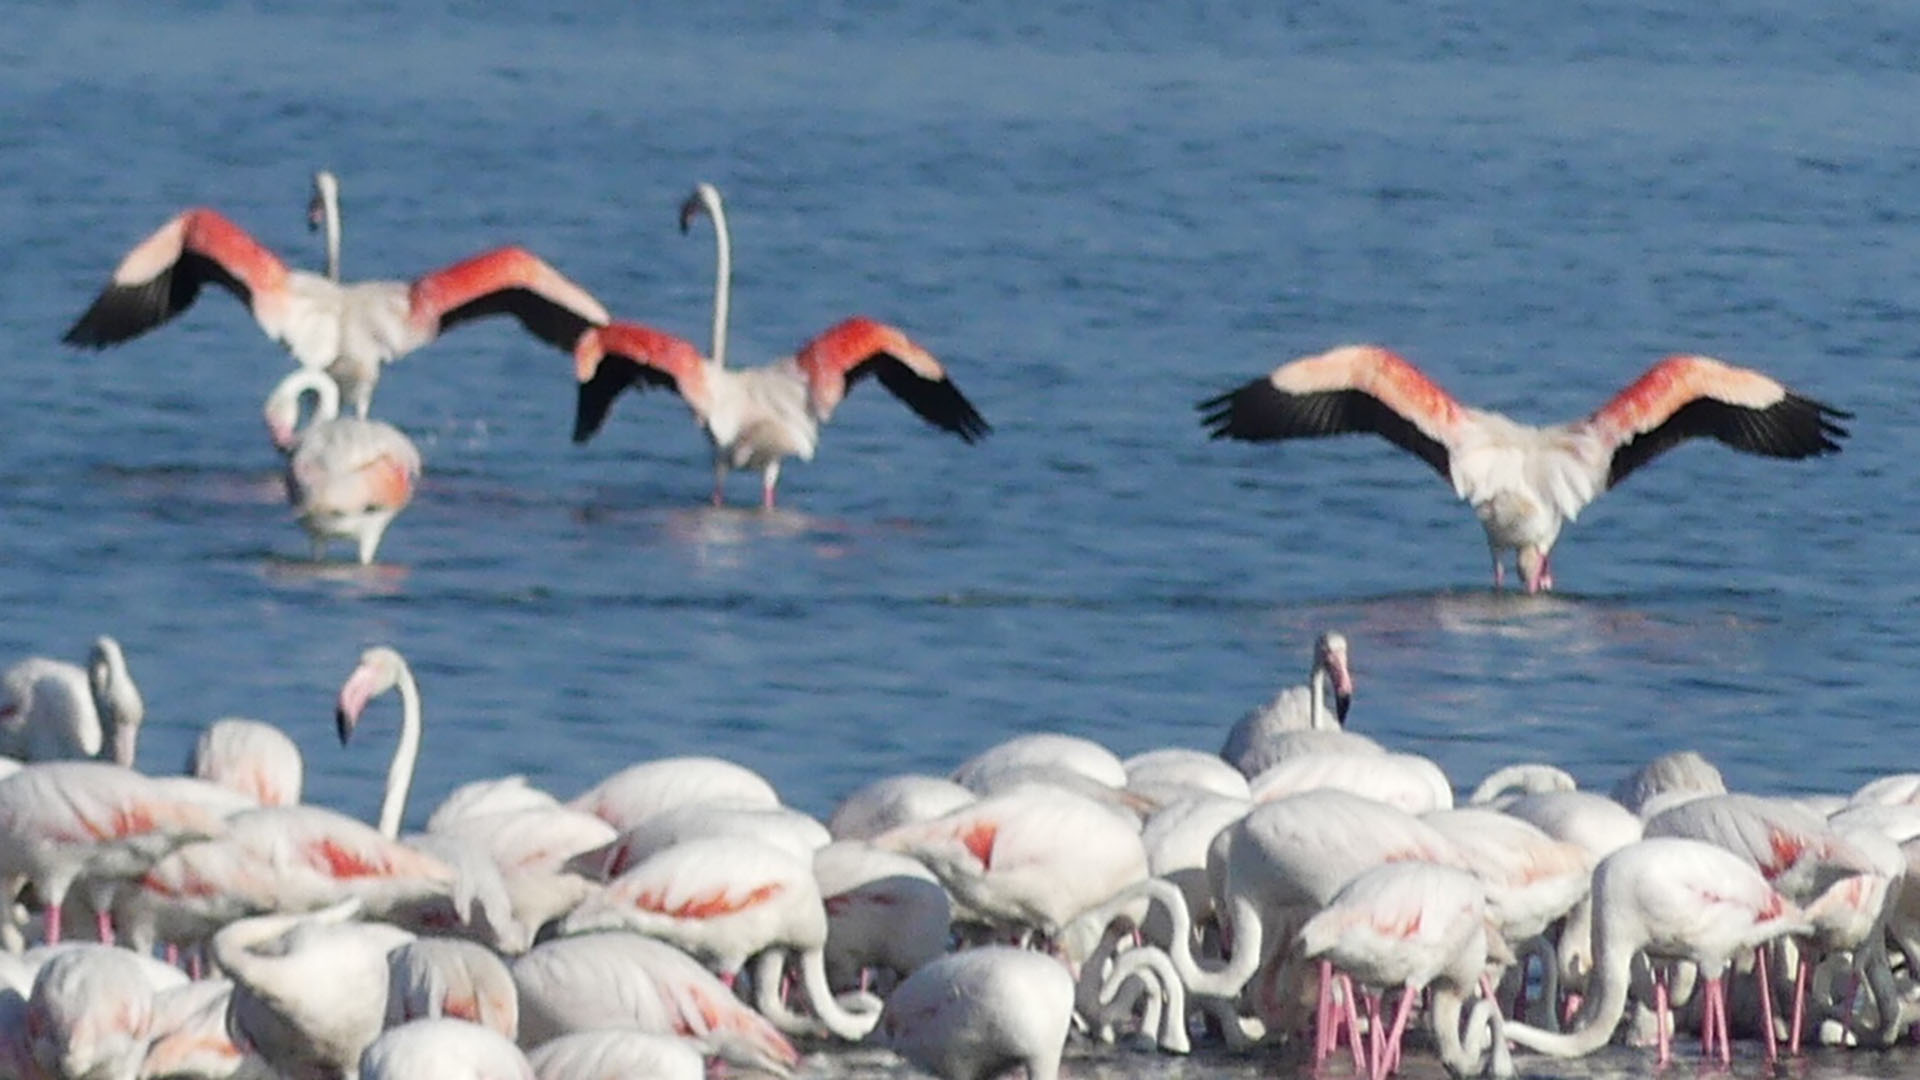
[1200,346,1850,592]
[64,170,609,418]
[571,182,988,508]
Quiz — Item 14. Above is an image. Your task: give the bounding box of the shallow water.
[5,3,1920,1075]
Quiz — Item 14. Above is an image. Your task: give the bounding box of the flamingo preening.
[570,182,989,508]
[1200,346,1849,592]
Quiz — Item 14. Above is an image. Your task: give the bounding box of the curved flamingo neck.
[1503,915,1638,1057]
[690,182,731,369]
[376,660,422,839]
[317,172,342,281]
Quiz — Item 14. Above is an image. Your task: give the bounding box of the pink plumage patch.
[634,881,784,919]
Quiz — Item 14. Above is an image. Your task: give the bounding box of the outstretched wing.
[571,322,708,443]
[1588,356,1850,488]
[408,246,610,352]
[793,317,989,442]
[1198,345,1462,481]
[64,209,291,347]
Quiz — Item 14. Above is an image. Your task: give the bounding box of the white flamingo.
[65,170,610,418]
[0,637,143,768]
[1222,632,1355,776]
[1200,346,1849,591]
[570,182,989,508]
[878,946,1075,1080]
[264,368,422,565]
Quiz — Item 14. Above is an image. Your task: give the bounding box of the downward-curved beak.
[336,664,378,745]
[307,191,325,232]
[1329,655,1354,724]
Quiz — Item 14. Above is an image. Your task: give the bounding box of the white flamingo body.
[952,733,1129,792]
[1124,748,1252,802]
[813,840,954,987]
[65,172,609,419]
[191,717,304,807]
[525,1030,704,1080]
[265,368,421,565]
[1248,750,1454,814]
[569,756,779,832]
[26,944,171,1080]
[510,931,798,1074]
[1221,632,1355,776]
[385,938,520,1041]
[0,638,143,768]
[566,802,826,879]
[1201,346,1849,591]
[1423,807,1594,944]
[360,1018,534,1080]
[879,946,1075,1080]
[827,773,977,841]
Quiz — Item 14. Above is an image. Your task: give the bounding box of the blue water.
[3,1,1917,845]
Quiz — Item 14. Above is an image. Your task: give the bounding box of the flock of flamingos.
[0,170,1885,1080]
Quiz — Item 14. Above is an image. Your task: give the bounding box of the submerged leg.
[711,460,729,506]
[761,461,782,511]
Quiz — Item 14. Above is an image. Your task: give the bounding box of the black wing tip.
[1196,378,1279,442]
[62,283,168,347]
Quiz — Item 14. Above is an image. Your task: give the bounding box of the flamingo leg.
[1342,978,1369,1073]
[711,460,728,506]
[95,908,114,946]
[760,461,781,511]
[1540,554,1554,591]
[1756,945,1779,1062]
[1366,990,1385,1073]
[1491,556,1505,590]
[1378,984,1417,1080]
[1653,966,1671,1067]
[43,903,61,946]
[1314,959,1335,1065]
[1790,947,1809,1055]
[1562,991,1583,1027]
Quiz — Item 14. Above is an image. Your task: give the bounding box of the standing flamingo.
[1502,837,1810,1066]
[64,171,610,418]
[1221,632,1354,776]
[0,637,144,768]
[264,368,422,565]
[570,182,989,508]
[335,646,424,839]
[1199,346,1849,591]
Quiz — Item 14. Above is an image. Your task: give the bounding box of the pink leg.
[1562,991,1583,1027]
[43,904,60,946]
[1314,959,1335,1065]
[1343,981,1369,1073]
[1378,985,1418,1080]
[1653,968,1671,1067]
[1366,991,1386,1073]
[94,908,114,946]
[1756,946,1779,1062]
[1790,949,1809,1055]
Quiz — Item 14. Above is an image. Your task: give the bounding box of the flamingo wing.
[1588,356,1850,488]
[406,246,610,353]
[64,209,291,347]
[1198,345,1461,481]
[795,318,990,442]
[571,322,709,443]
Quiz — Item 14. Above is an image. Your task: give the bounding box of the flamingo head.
[308,170,338,232]
[88,636,144,767]
[1315,632,1353,723]
[336,646,404,745]
[678,181,722,234]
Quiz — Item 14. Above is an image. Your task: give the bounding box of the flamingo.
[361,1019,534,1080]
[1612,749,1726,816]
[214,900,416,1080]
[570,182,989,509]
[525,1030,704,1080]
[1199,346,1849,592]
[264,368,422,565]
[510,931,799,1074]
[1502,838,1810,1066]
[190,717,304,807]
[25,944,177,1080]
[64,170,610,419]
[569,756,780,832]
[141,978,271,1080]
[557,835,879,1041]
[565,802,826,880]
[335,646,424,840]
[1221,632,1354,776]
[0,637,144,768]
[385,938,519,1041]
[813,840,954,990]
[826,774,977,842]
[1123,747,1251,803]
[878,946,1075,1080]
[1297,861,1506,1080]
[952,733,1129,792]
[1247,749,1454,814]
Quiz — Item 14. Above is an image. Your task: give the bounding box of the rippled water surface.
[5,3,1920,1074]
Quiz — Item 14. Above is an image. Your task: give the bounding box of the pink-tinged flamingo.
[878,946,1075,1080]
[1200,347,1849,592]
[385,938,519,1041]
[64,171,610,419]
[1297,861,1507,1080]
[827,774,977,842]
[361,1018,534,1080]
[141,978,271,1080]
[0,637,144,768]
[565,802,824,880]
[525,1030,705,1080]
[335,646,424,840]
[510,931,799,1074]
[1248,749,1454,814]
[265,368,422,565]
[557,835,878,1040]
[190,717,304,807]
[570,183,988,509]
[1502,837,1809,1067]
[0,762,230,945]
[1613,749,1727,816]
[813,840,954,991]
[25,944,171,1080]
[1221,632,1354,777]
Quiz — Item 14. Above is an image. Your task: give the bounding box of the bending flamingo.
[64,170,610,418]
[264,367,422,565]
[571,182,988,508]
[1199,346,1849,592]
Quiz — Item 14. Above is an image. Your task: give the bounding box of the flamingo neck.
[1502,921,1636,1057]
[376,662,421,839]
[1309,666,1328,729]
[697,184,731,369]
[321,180,342,281]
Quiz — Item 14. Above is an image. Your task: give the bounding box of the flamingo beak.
[1327,650,1354,724]
[336,665,378,745]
